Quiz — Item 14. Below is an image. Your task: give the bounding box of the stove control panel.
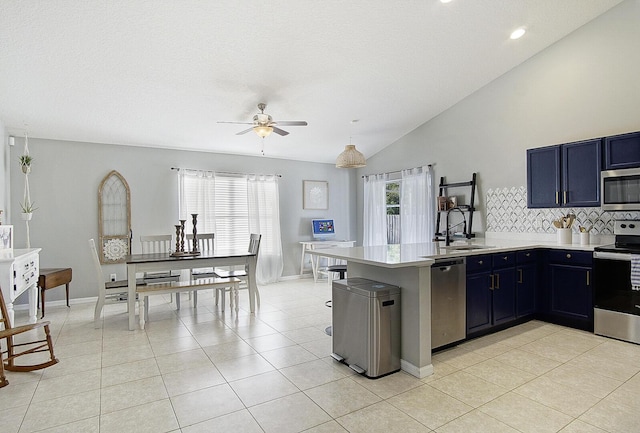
[615,219,640,236]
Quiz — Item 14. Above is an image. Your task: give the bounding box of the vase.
[21,165,31,174]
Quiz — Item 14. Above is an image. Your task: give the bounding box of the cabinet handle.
[556,191,559,204]
[587,270,590,286]
[496,273,500,289]
[525,253,530,257]
[563,191,567,204]
[478,260,483,265]
[503,256,508,261]
[489,274,494,290]
[566,253,571,259]
[518,269,523,284]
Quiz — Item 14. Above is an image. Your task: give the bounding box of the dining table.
[125,249,257,330]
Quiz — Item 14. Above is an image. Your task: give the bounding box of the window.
[386,181,400,244]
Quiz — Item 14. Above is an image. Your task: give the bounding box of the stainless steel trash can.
[331,278,401,378]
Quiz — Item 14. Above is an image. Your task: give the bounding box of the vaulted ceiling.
[0,0,624,163]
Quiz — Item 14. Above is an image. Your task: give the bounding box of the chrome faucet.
[445,206,467,246]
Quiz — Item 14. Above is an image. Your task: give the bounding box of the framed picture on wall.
[303,180,328,210]
[0,225,13,250]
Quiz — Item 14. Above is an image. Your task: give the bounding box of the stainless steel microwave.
[602,167,640,211]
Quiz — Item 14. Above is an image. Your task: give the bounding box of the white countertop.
[309,234,612,269]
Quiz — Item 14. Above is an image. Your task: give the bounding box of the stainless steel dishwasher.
[431,257,466,349]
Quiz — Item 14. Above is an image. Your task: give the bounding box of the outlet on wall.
[110,273,116,282]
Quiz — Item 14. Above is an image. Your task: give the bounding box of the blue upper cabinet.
[562,139,602,207]
[527,139,601,208]
[604,131,640,170]
[527,146,561,208]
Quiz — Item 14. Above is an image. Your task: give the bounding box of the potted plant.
[20,201,37,220]
[19,154,33,174]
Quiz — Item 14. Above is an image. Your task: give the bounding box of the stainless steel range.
[594,219,640,344]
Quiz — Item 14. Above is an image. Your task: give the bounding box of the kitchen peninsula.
[311,236,606,379]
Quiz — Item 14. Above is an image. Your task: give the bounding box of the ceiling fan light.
[336,144,366,168]
[254,125,273,138]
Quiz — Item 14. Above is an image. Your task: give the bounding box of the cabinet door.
[604,131,640,170]
[527,146,561,208]
[562,139,602,207]
[492,267,516,325]
[548,264,593,329]
[516,263,537,317]
[466,271,492,334]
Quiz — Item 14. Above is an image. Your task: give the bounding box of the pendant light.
[336,123,366,168]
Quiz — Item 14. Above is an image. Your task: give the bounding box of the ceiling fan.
[218,103,308,138]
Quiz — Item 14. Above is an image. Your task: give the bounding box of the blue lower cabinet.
[543,250,593,331]
[466,270,493,334]
[516,262,537,317]
[465,253,516,336]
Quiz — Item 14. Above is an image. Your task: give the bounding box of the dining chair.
[90,238,140,328]
[185,233,216,306]
[214,233,261,308]
[0,283,58,388]
[140,235,181,303]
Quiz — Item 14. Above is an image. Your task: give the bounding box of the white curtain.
[400,165,435,244]
[363,173,389,246]
[178,169,217,235]
[247,174,283,284]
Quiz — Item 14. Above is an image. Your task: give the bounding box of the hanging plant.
[19,154,33,174]
[20,200,38,214]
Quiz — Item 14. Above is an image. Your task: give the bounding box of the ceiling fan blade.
[217,121,254,125]
[274,121,308,126]
[272,126,290,136]
[236,127,255,135]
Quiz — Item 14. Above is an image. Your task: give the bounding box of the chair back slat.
[89,239,105,286]
[248,233,261,255]
[186,233,214,252]
[140,235,172,254]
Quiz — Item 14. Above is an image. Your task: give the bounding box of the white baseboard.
[13,296,98,311]
[401,359,434,379]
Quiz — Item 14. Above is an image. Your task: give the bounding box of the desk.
[0,248,41,325]
[126,250,257,330]
[299,241,355,281]
[38,268,72,318]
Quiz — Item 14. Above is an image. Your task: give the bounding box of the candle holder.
[174,225,181,252]
[180,219,186,252]
[191,213,199,253]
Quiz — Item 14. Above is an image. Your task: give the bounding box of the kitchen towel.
[632,255,640,291]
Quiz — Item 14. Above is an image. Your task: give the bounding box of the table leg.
[28,285,37,324]
[66,283,70,307]
[128,264,137,330]
[40,287,46,319]
[247,257,257,313]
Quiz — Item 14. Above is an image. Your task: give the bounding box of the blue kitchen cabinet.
[527,146,560,208]
[527,139,601,208]
[516,250,538,317]
[466,253,516,336]
[604,131,640,170]
[543,249,593,331]
[466,255,492,335]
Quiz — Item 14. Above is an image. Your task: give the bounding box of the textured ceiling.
[0,0,624,164]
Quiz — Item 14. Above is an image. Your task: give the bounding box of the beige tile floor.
[2,278,640,432]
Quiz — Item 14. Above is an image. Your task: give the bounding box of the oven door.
[593,251,639,314]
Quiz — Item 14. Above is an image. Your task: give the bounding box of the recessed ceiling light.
[440,0,453,3]
[510,27,526,40]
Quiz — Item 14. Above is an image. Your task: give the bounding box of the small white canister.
[557,228,572,244]
[579,232,590,245]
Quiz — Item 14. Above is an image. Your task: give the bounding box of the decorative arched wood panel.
[98,170,131,264]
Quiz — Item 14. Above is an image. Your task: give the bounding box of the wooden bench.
[137,277,240,329]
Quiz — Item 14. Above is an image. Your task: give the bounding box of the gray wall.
[356,0,640,244]
[1,120,7,222]
[8,138,357,302]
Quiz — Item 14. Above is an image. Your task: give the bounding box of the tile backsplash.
[486,186,640,235]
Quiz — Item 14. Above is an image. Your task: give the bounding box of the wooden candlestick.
[191,213,199,252]
[179,220,186,252]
